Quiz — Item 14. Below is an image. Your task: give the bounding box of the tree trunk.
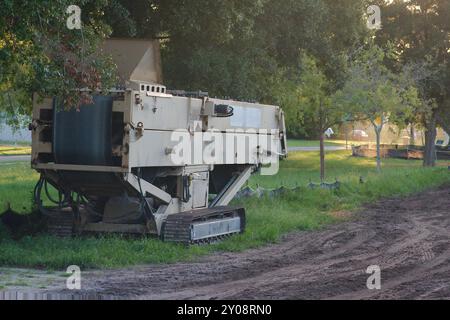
[345,123,349,150]
[423,116,437,167]
[375,127,382,173]
[436,103,450,139]
[320,132,325,182]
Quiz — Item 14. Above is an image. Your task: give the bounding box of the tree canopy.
[337,42,419,171]
[374,0,450,165]
[0,0,370,131]
[0,0,121,125]
[1,0,448,150]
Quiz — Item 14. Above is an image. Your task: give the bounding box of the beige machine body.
[31,39,287,242]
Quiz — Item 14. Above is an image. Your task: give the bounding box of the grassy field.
[0,145,31,156]
[0,150,449,270]
[0,161,36,213]
[0,161,39,213]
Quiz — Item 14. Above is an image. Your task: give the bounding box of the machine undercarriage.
[34,165,252,244]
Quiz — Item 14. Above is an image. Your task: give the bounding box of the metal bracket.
[210,166,253,207]
[126,174,172,204]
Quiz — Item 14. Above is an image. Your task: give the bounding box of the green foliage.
[108,0,370,119]
[0,0,118,123]
[0,0,371,136]
[374,0,450,161]
[337,43,417,129]
[271,53,350,180]
[335,42,420,170]
[295,54,346,131]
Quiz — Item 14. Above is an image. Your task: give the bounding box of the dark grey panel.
[53,96,113,165]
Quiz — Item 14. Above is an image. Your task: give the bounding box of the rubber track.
[45,209,75,237]
[163,206,246,245]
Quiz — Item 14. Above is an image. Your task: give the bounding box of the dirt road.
[40,185,449,300]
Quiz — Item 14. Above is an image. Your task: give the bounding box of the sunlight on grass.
[0,146,31,156]
[251,150,449,189]
[287,139,361,148]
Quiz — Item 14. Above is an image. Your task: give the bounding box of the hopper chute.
[101,39,163,85]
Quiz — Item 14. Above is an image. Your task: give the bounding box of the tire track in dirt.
[49,186,450,300]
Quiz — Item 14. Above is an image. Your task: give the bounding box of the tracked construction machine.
[30,39,287,244]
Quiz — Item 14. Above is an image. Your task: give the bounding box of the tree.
[1,0,371,134]
[400,59,443,164]
[294,54,346,182]
[270,53,348,182]
[0,0,120,126]
[374,0,450,166]
[107,0,370,116]
[259,0,370,138]
[337,44,418,172]
[145,0,273,101]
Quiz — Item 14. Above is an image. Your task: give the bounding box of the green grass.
[0,162,38,213]
[0,150,449,270]
[0,145,31,156]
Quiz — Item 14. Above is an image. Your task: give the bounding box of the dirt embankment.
[39,186,450,300]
